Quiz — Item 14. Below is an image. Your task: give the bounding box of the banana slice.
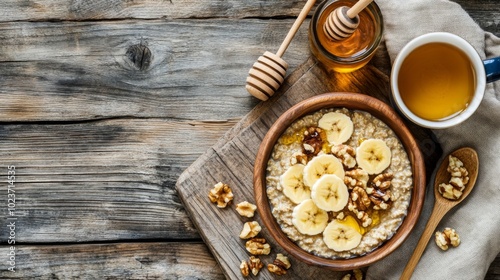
[280,164,310,204]
[318,112,354,145]
[303,154,345,187]
[356,139,392,174]
[323,220,362,251]
[292,199,329,235]
[311,174,349,212]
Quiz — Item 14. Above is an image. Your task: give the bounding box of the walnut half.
[240,260,250,277]
[344,169,369,189]
[438,155,469,200]
[208,182,234,208]
[245,238,271,255]
[236,201,257,218]
[331,144,357,169]
[267,253,291,275]
[239,221,261,239]
[341,269,364,280]
[435,227,460,250]
[240,256,264,277]
[249,256,264,276]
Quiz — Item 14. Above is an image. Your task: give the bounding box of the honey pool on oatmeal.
[265,108,413,259]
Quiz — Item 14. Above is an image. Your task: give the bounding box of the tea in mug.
[397,43,475,120]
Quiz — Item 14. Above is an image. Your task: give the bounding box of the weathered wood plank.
[454,0,500,35]
[0,19,310,122]
[0,3,497,123]
[0,242,224,279]
[176,56,443,279]
[0,0,312,22]
[0,242,497,279]
[0,118,237,242]
[0,0,498,36]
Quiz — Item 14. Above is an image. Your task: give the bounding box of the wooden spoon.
[246,0,316,101]
[323,0,373,41]
[400,147,479,280]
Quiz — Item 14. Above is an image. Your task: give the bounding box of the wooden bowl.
[253,92,426,270]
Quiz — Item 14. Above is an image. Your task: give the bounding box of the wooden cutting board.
[176,56,442,279]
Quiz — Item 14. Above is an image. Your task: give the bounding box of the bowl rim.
[253,92,426,270]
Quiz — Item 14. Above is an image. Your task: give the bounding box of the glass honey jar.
[309,0,384,73]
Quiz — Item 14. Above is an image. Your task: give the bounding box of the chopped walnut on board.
[248,256,264,276]
[267,253,291,275]
[208,182,234,208]
[245,238,271,255]
[341,269,364,280]
[240,259,250,277]
[236,201,257,218]
[239,221,261,239]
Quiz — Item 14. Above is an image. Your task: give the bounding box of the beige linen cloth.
[366,0,500,279]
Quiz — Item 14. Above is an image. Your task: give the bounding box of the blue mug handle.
[484,57,500,83]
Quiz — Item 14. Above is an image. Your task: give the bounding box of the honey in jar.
[309,0,384,73]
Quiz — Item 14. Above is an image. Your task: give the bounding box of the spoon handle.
[400,202,449,280]
[347,0,373,19]
[276,0,316,57]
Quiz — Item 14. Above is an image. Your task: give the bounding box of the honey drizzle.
[279,125,387,236]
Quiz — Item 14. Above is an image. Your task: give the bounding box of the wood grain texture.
[0,0,313,22]
[0,19,311,122]
[0,242,224,279]
[176,57,442,279]
[0,118,237,242]
[0,0,498,278]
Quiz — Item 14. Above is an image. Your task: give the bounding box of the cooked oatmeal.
[265,108,413,259]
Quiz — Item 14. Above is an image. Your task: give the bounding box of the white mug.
[390,32,500,129]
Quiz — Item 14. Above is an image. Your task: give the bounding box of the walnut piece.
[438,155,469,200]
[346,173,393,227]
[267,263,287,276]
[302,126,324,157]
[435,227,461,250]
[438,183,462,200]
[208,182,234,208]
[240,259,250,277]
[348,187,372,227]
[240,221,261,239]
[368,173,393,210]
[275,253,291,269]
[245,238,271,255]
[236,201,257,218]
[240,256,264,277]
[351,186,371,211]
[344,169,369,189]
[341,269,363,280]
[267,253,291,275]
[248,256,264,276]
[331,144,357,169]
[290,151,308,165]
[371,173,393,190]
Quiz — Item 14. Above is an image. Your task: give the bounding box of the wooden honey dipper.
[323,0,373,41]
[246,0,316,101]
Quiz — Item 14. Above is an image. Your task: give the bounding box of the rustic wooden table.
[0,0,498,279]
